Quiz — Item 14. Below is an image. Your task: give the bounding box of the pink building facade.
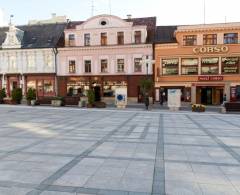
[58,15,156,103]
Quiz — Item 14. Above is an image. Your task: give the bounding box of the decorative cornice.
[59,44,153,51]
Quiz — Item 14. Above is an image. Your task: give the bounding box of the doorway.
[201,88,212,105]
[94,86,101,102]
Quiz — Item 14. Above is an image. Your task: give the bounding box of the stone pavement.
[0,105,239,195]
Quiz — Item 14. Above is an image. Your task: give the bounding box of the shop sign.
[198,76,223,81]
[193,46,229,54]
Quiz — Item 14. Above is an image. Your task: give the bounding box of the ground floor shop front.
[155,75,240,105]
[58,75,151,103]
[0,74,56,97]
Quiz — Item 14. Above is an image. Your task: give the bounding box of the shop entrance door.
[201,88,212,105]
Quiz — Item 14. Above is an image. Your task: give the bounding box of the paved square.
[0,106,240,195]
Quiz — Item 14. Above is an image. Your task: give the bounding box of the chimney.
[127,14,132,19]
[52,13,57,18]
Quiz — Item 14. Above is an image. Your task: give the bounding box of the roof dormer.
[2,24,24,49]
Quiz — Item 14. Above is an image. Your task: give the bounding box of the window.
[181,58,198,75]
[27,81,36,90]
[84,60,91,73]
[134,58,142,72]
[224,33,238,44]
[101,59,108,73]
[162,59,179,75]
[67,78,90,97]
[103,81,127,97]
[9,56,16,70]
[183,35,197,46]
[69,60,76,74]
[27,55,35,69]
[203,34,217,45]
[84,33,90,46]
[201,57,219,75]
[222,57,239,74]
[44,80,54,94]
[117,32,124,45]
[134,31,141,44]
[45,55,53,67]
[117,59,125,73]
[68,34,75,46]
[101,33,107,46]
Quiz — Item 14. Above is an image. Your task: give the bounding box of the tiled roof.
[66,17,157,43]
[0,23,67,49]
[155,26,177,43]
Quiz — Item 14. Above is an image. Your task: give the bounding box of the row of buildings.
[0,14,240,105]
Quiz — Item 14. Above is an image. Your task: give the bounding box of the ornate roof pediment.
[76,14,133,30]
[2,24,24,49]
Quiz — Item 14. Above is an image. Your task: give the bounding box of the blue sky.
[1,0,240,26]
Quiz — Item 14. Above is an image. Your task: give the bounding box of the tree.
[139,78,153,96]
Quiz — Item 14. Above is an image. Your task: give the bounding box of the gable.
[76,15,133,30]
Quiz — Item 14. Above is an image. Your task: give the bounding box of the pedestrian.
[145,93,150,110]
[222,94,227,106]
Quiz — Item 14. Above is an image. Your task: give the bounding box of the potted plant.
[87,89,95,108]
[26,88,36,106]
[11,88,22,104]
[51,96,65,107]
[0,88,6,104]
[192,104,206,112]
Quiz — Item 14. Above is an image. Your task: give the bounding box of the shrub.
[0,88,6,104]
[192,104,206,112]
[87,89,95,106]
[11,88,22,104]
[26,88,36,101]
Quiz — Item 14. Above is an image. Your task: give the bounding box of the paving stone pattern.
[0,106,239,195]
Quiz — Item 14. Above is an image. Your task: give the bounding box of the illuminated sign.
[193,46,229,54]
[198,76,224,81]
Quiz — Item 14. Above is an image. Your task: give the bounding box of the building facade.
[155,23,240,105]
[0,22,66,98]
[58,15,156,103]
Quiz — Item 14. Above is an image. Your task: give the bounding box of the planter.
[31,100,36,106]
[79,100,87,108]
[51,100,63,107]
[87,103,93,108]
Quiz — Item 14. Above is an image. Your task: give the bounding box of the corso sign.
[193,46,229,54]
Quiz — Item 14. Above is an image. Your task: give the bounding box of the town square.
[0,0,240,194]
[0,105,239,195]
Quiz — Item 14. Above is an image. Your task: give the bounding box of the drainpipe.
[52,47,58,97]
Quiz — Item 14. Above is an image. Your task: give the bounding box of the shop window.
[68,34,75,46]
[69,60,76,74]
[27,80,36,90]
[67,80,90,97]
[222,57,239,74]
[101,59,108,73]
[117,32,124,45]
[43,80,54,94]
[134,58,142,72]
[224,33,238,44]
[203,34,217,45]
[134,31,141,44]
[183,35,197,46]
[101,33,107,46]
[162,59,179,75]
[201,57,219,75]
[84,60,91,73]
[84,33,90,46]
[103,81,127,97]
[181,58,198,75]
[117,59,125,73]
